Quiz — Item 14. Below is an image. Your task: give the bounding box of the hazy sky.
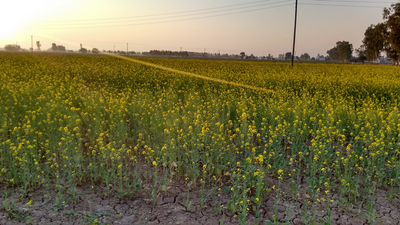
[0,0,397,57]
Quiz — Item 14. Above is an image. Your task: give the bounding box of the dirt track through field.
[108,54,275,94]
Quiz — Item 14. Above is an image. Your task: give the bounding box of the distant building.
[377,56,392,64]
[316,54,325,61]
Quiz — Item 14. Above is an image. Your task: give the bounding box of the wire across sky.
[20,0,395,29]
[2,0,397,57]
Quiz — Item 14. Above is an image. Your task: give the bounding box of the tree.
[326,47,338,61]
[240,52,246,59]
[50,43,66,52]
[92,48,100,54]
[79,48,87,53]
[4,44,20,52]
[57,45,66,52]
[386,46,400,64]
[246,54,255,59]
[36,41,41,51]
[383,2,400,63]
[362,23,386,62]
[300,53,310,61]
[356,45,367,63]
[285,52,292,60]
[51,43,57,51]
[337,41,353,62]
[327,41,353,62]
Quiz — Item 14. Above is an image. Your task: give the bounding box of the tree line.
[358,2,400,64]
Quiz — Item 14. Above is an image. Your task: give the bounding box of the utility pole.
[114,45,115,53]
[291,0,298,68]
[127,43,128,56]
[180,47,182,52]
[31,35,33,53]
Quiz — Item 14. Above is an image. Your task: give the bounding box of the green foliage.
[300,53,310,61]
[92,48,100,54]
[4,44,20,52]
[327,41,353,62]
[383,2,400,62]
[363,2,400,63]
[79,48,88,53]
[363,23,386,62]
[356,45,367,63]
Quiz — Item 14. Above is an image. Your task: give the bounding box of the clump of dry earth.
[1,179,399,225]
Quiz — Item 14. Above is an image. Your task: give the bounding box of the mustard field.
[1,54,399,223]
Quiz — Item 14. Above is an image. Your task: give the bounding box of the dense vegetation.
[1,54,399,223]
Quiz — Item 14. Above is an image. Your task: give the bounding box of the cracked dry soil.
[1,179,399,225]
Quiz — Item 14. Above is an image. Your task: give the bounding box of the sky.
[0,0,397,57]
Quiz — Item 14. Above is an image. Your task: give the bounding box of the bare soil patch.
[1,179,399,225]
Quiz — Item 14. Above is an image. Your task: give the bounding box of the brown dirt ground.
[0,178,399,225]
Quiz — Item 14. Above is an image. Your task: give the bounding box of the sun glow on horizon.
[0,2,38,39]
[0,1,67,39]
[0,8,23,39]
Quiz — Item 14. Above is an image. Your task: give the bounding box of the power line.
[22,0,276,24]
[23,0,291,26]
[312,0,396,3]
[300,2,389,8]
[22,3,294,29]
[23,0,392,29]
[14,0,396,57]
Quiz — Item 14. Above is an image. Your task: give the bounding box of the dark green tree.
[4,44,20,52]
[383,2,400,63]
[285,52,292,60]
[300,53,310,60]
[326,47,338,61]
[92,48,100,54]
[51,43,57,51]
[36,41,41,51]
[337,41,353,62]
[79,48,87,54]
[327,41,353,62]
[246,54,256,59]
[356,45,367,63]
[57,45,66,52]
[51,43,66,52]
[362,23,386,62]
